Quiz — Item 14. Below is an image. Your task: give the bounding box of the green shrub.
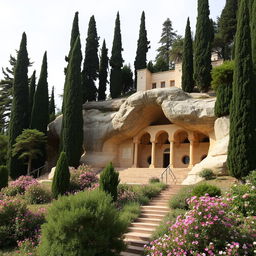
[199,168,215,180]
[192,183,221,197]
[52,152,70,198]
[149,177,160,183]
[0,165,8,190]
[169,186,194,210]
[211,61,234,117]
[245,170,256,186]
[1,185,21,196]
[99,162,119,201]
[0,134,8,166]
[24,184,52,204]
[38,189,126,256]
[152,209,186,239]
[119,202,140,229]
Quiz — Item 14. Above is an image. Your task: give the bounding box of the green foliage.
[49,86,55,122]
[81,15,99,102]
[199,169,215,180]
[30,52,49,135]
[121,64,133,94]
[28,71,36,125]
[169,36,184,63]
[227,0,256,179]
[24,184,52,204]
[51,152,70,198]
[1,186,22,197]
[12,129,46,175]
[119,202,141,229]
[149,177,160,184]
[153,56,169,72]
[61,36,83,167]
[8,33,30,179]
[194,0,212,92]
[152,209,186,239]
[0,134,8,166]
[110,12,123,99]
[245,170,256,185]
[182,18,194,92]
[99,162,119,201]
[156,18,178,69]
[98,40,109,101]
[192,183,221,197]
[169,185,194,210]
[251,0,256,71]
[38,189,126,256]
[134,11,150,88]
[0,166,8,190]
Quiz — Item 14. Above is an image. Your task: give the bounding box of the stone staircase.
[121,185,183,256]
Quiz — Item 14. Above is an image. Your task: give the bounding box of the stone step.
[141,209,169,215]
[136,217,162,224]
[124,238,148,247]
[131,222,158,229]
[125,231,151,242]
[120,251,139,256]
[148,202,168,206]
[141,205,169,211]
[128,226,155,235]
[126,245,145,254]
[140,213,165,219]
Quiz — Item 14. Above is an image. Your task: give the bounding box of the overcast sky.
[0,0,225,108]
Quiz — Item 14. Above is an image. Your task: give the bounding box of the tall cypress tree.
[98,40,109,101]
[182,18,194,93]
[30,52,49,135]
[7,32,30,179]
[227,0,256,179]
[110,12,123,99]
[194,0,212,92]
[251,0,256,71]
[134,11,150,89]
[49,86,55,122]
[28,71,36,124]
[81,15,99,102]
[61,36,83,167]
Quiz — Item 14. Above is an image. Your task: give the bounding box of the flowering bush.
[0,197,45,248]
[70,165,98,192]
[116,185,137,208]
[9,176,38,195]
[145,196,256,255]
[17,237,39,255]
[24,184,52,204]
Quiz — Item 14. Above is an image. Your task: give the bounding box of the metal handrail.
[29,164,47,178]
[161,165,177,184]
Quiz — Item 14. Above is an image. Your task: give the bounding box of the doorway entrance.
[163,148,170,168]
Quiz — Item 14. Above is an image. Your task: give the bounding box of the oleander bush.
[192,183,221,197]
[9,176,38,195]
[145,195,256,255]
[24,184,52,204]
[38,189,126,256]
[0,197,45,249]
[199,168,215,180]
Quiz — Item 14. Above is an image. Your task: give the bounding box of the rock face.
[48,88,229,184]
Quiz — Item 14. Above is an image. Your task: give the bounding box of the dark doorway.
[163,153,170,168]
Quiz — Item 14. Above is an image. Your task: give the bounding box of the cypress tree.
[110,12,124,99]
[251,0,256,71]
[121,64,133,94]
[81,15,99,102]
[28,71,36,124]
[61,36,83,168]
[227,0,256,179]
[182,18,194,93]
[194,0,212,92]
[30,52,49,135]
[52,151,70,198]
[98,40,109,101]
[49,86,55,122]
[7,32,30,179]
[134,11,150,89]
[0,165,8,190]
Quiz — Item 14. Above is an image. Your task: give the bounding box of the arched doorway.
[138,132,152,167]
[163,148,170,168]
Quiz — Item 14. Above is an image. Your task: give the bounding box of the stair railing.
[161,165,177,184]
[29,164,47,178]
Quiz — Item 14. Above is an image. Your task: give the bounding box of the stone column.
[169,139,174,168]
[133,140,139,168]
[189,140,194,168]
[149,140,156,168]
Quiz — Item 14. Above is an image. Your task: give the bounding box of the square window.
[152,83,156,89]
[170,80,175,87]
[161,82,165,88]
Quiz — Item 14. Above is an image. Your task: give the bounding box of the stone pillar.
[133,140,139,168]
[189,140,194,168]
[149,140,156,168]
[169,139,174,168]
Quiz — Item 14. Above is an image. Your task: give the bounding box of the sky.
[0,0,225,109]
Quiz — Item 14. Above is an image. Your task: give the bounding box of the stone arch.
[137,132,152,167]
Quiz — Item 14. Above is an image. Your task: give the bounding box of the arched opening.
[156,131,170,168]
[194,132,210,164]
[138,132,152,167]
[163,148,170,168]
